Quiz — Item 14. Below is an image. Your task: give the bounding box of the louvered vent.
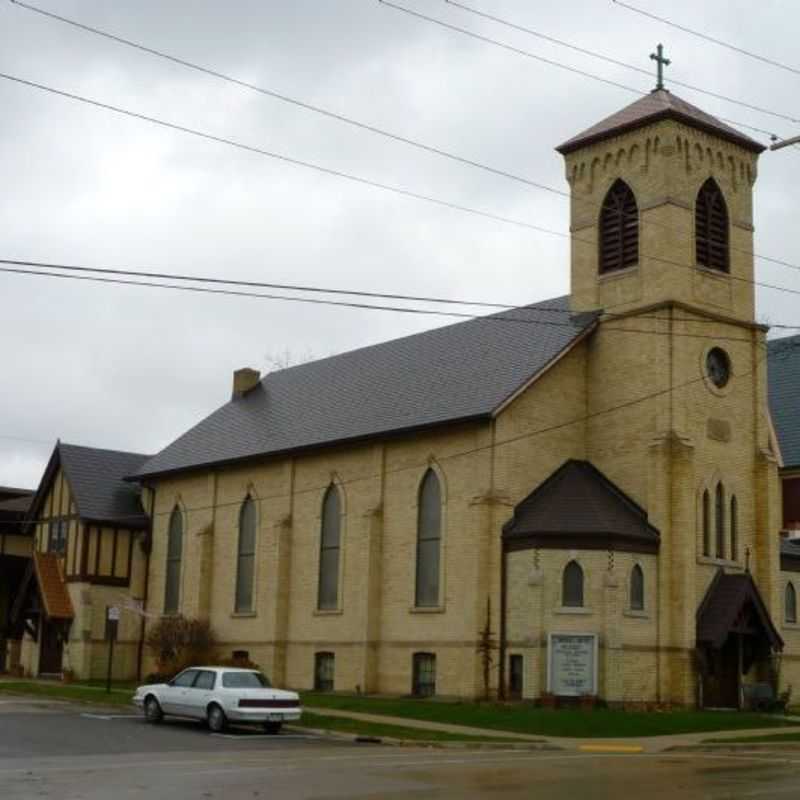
[599,179,638,274]
[696,178,729,272]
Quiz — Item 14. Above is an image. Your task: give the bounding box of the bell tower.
[556,48,764,322]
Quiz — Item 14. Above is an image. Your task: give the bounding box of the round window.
[706,347,731,388]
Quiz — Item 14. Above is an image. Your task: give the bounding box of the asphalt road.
[3,697,800,799]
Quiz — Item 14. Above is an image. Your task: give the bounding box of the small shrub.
[215,656,261,671]
[144,615,217,677]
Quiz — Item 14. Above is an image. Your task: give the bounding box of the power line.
[5,11,800,282]
[8,342,796,530]
[378,0,781,141]
[12,0,794,133]
[444,0,800,126]
[0,263,775,344]
[611,0,800,79]
[3,257,800,332]
[0,71,568,236]
[2,70,800,302]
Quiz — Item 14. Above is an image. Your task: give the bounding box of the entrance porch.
[696,570,783,709]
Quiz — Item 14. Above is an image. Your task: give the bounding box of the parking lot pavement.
[4,697,800,799]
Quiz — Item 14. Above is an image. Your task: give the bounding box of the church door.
[39,621,64,676]
[704,636,741,709]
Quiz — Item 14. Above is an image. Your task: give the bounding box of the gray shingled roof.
[503,459,660,553]
[134,297,598,479]
[768,335,800,469]
[57,444,149,527]
[556,89,765,155]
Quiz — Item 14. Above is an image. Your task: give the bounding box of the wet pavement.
[2,697,800,798]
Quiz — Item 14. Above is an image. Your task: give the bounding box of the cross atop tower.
[650,43,671,91]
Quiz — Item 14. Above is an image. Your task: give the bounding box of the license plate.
[266,713,283,721]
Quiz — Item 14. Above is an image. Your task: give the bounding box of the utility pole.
[770,136,800,151]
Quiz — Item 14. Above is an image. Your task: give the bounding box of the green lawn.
[295,711,524,743]
[0,681,134,707]
[300,693,798,739]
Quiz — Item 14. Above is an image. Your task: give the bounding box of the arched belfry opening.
[696,177,729,272]
[599,178,638,274]
[556,80,763,319]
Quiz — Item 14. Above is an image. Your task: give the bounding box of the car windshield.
[221,671,271,689]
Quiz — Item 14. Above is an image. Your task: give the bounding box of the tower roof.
[556,89,765,155]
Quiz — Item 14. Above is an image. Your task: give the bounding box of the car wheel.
[144,696,163,724]
[207,704,227,733]
[263,721,282,735]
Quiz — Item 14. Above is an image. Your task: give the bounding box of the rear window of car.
[221,671,272,689]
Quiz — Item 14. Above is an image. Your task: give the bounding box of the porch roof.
[32,552,73,620]
[696,571,783,651]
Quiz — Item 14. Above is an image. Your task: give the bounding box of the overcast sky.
[2,0,799,490]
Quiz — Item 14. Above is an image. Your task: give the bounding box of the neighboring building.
[0,487,33,673]
[770,333,800,536]
[770,333,800,672]
[124,87,796,707]
[12,443,150,679]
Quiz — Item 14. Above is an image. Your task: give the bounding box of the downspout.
[136,486,155,682]
[498,542,508,701]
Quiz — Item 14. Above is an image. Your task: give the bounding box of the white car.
[132,666,302,734]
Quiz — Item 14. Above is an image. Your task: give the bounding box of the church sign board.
[547,633,598,696]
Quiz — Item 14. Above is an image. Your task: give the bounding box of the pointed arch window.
[730,495,738,562]
[415,469,442,608]
[317,485,342,610]
[702,490,711,557]
[715,482,725,559]
[696,178,729,272]
[562,561,584,608]
[235,496,257,613]
[630,564,645,611]
[164,507,183,614]
[786,582,797,625]
[599,178,638,274]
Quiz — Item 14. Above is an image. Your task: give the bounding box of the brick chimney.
[232,367,261,399]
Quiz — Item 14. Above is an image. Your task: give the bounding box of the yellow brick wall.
[506,549,658,703]
[143,343,590,698]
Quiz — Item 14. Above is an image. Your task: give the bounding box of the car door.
[187,670,216,720]
[162,669,199,716]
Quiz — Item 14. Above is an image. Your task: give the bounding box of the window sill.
[410,605,446,614]
[782,621,800,631]
[698,556,741,568]
[598,265,639,282]
[695,265,730,281]
[313,609,343,617]
[623,609,649,619]
[230,611,257,618]
[555,606,592,615]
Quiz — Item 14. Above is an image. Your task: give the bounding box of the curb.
[286,725,559,750]
[667,743,800,753]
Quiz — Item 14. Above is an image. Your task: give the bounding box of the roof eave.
[556,109,765,156]
[128,412,495,483]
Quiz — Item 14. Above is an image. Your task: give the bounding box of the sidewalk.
[304,707,800,753]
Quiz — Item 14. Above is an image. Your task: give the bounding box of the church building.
[8,79,800,708]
